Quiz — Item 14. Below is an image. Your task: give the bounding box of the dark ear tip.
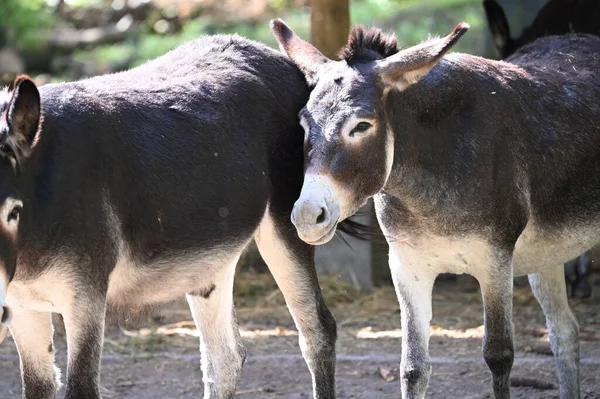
[269,19,279,32]
[11,74,31,89]
[269,18,287,36]
[12,75,38,94]
[454,22,470,36]
[444,22,469,45]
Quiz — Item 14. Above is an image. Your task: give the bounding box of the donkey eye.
[7,206,21,223]
[349,122,372,137]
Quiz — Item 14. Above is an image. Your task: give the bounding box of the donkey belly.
[381,223,599,278]
[106,241,248,308]
[512,221,600,276]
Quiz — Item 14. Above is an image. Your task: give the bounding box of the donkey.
[484,0,600,59]
[484,0,600,298]
[0,34,346,399]
[271,18,600,399]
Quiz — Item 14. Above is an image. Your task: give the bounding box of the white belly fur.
[105,247,241,306]
[513,221,599,275]
[7,195,248,314]
[387,220,599,277]
[6,246,243,314]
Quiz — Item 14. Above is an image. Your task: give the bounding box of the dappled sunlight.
[430,325,485,339]
[240,327,299,338]
[355,325,487,340]
[355,325,553,341]
[119,320,550,343]
[355,327,402,339]
[121,321,298,340]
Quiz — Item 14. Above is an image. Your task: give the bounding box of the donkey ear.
[376,22,469,91]
[483,0,512,57]
[270,19,330,86]
[4,75,41,159]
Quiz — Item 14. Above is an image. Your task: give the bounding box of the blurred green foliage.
[3,0,494,80]
[92,0,490,73]
[0,0,54,49]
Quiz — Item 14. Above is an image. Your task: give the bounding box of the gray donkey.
[271,19,600,399]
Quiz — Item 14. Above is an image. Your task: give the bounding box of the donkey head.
[271,20,468,245]
[0,75,41,340]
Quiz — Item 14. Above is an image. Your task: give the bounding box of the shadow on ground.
[1,272,599,398]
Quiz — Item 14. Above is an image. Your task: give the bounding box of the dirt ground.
[1,272,599,399]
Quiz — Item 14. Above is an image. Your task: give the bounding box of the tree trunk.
[310,0,350,59]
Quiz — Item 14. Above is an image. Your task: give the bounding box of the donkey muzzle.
[291,174,341,245]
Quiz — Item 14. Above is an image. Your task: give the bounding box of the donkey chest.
[388,235,495,277]
[7,264,75,314]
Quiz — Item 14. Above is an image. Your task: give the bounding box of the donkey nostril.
[316,207,327,224]
[1,306,11,324]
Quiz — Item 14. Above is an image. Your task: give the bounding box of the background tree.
[310,0,350,59]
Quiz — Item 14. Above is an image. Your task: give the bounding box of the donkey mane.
[338,25,399,63]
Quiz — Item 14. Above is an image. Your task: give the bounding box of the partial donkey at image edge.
[0,34,358,399]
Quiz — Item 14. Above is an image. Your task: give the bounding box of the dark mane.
[338,25,400,63]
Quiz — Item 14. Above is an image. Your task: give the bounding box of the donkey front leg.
[10,308,61,399]
[186,254,246,399]
[255,212,336,399]
[61,292,107,399]
[389,246,437,399]
[476,254,515,399]
[529,265,580,399]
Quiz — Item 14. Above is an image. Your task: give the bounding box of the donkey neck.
[379,54,534,231]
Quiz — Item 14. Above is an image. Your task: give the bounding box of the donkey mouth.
[302,220,339,246]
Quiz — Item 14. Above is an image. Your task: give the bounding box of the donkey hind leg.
[61,290,107,399]
[529,265,580,399]
[389,246,437,399]
[255,212,336,399]
[186,253,246,399]
[477,255,515,399]
[10,309,61,399]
